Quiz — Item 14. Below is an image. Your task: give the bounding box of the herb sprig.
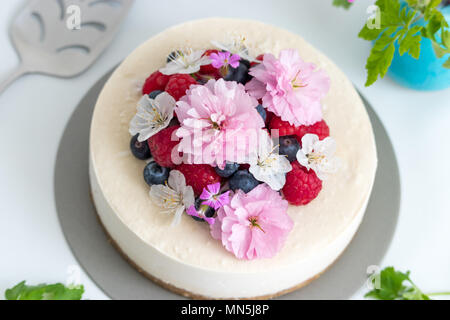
[4,281,84,300]
[366,266,450,300]
[334,0,450,86]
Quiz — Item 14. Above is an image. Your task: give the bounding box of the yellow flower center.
[291,70,308,89]
[307,153,325,164]
[249,217,265,233]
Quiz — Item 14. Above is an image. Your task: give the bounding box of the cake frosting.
[89,18,377,299]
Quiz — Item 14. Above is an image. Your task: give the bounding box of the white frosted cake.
[89,18,377,299]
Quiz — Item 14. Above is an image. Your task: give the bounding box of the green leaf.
[358,24,382,41]
[365,37,396,86]
[365,267,431,300]
[444,57,450,69]
[398,25,422,58]
[432,41,448,58]
[358,0,438,86]
[442,30,450,49]
[365,267,410,300]
[5,281,84,300]
[332,0,353,9]
[403,287,430,300]
[405,0,418,8]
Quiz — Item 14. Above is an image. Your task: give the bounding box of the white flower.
[296,134,340,180]
[159,49,211,75]
[149,170,195,226]
[249,131,292,191]
[211,36,257,63]
[129,92,176,142]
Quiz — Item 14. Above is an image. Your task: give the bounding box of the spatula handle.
[0,63,29,95]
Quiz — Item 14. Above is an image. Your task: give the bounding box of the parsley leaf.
[444,56,450,68]
[332,0,354,9]
[430,27,450,68]
[5,281,84,300]
[342,0,450,84]
[358,0,423,86]
[365,267,430,300]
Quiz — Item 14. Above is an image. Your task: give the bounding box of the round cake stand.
[54,69,401,300]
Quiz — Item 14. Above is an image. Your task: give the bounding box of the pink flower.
[200,183,230,210]
[210,51,241,69]
[210,184,293,260]
[175,79,265,167]
[187,205,215,225]
[245,49,330,127]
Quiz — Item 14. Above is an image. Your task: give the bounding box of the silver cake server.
[0,0,134,94]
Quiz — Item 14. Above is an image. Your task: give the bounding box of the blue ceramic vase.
[387,5,450,90]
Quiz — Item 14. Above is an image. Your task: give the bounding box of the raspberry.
[282,161,322,206]
[176,164,221,196]
[265,110,276,126]
[147,126,181,168]
[199,49,220,75]
[142,71,171,95]
[270,116,330,142]
[296,120,330,142]
[269,116,297,137]
[250,54,264,67]
[165,74,198,101]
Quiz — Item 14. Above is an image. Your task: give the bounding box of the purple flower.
[199,183,230,210]
[187,205,215,225]
[210,51,240,69]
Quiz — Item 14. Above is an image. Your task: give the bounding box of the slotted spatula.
[0,0,134,94]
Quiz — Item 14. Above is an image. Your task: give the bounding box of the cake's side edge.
[89,152,371,299]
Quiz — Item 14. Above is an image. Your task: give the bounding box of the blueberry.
[279,136,300,162]
[191,198,216,222]
[148,90,163,99]
[215,162,239,178]
[229,170,260,193]
[224,61,252,85]
[143,161,170,186]
[240,58,251,68]
[130,134,151,160]
[256,104,267,123]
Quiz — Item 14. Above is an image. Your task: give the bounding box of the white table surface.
[0,0,449,300]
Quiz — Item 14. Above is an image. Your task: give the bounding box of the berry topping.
[239,163,250,170]
[142,71,171,95]
[130,134,151,160]
[296,120,330,141]
[215,162,240,178]
[265,110,275,126]
[228,170,260,194]
[282,161,322,206]
[147,125,181,168]
[270,116,330,142]
[278,136,300,162]
[250,54,264,67]
[199,49,220,75]
[176,164,222,196]
[269,115,298,137]
[148,90,163,99]
[165,74,198,101]
[223,61,252,85]
[143,161,170,186]
[190,198,216,222]
[256,104,267,123]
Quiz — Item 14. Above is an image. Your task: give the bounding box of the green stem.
[427,292,450,297]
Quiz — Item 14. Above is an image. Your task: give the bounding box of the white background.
[0,0,449,300]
